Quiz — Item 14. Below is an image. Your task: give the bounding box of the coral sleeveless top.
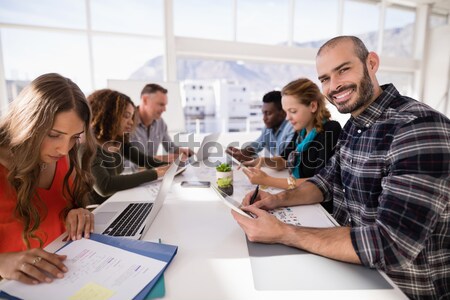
[0,158,70,252]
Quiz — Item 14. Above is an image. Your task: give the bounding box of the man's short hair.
[262,90,283,111]
[317,35,369,65]
[140,83,168,97]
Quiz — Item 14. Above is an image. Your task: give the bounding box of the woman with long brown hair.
[0,73,96,284]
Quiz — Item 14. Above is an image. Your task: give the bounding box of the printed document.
[1,238,166,300]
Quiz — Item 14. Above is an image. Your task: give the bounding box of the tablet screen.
[212,185,254,218]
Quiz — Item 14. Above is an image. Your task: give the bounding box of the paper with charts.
[1,238,166,300]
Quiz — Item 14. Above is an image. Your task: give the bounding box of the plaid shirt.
[309,84,450,299]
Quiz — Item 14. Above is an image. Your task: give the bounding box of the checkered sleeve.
[307,153,338,203]
[350,114,450,270]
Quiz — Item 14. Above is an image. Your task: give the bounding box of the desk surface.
[47,162,407,300]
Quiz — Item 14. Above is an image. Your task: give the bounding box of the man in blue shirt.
[227,91,294,161]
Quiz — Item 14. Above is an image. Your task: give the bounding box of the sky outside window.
[236,0,289,45]
[1,28,91,92]
[343,0,379,51]
[174,0,233,40]
[294,0,338,45]
[382,6,415,57]
[90,0,163,36]
[0,0,85,29]
[92,35,163,89]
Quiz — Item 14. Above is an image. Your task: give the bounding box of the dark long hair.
[88,89,136,144]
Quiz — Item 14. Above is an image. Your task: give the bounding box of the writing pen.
[249,185,259,205]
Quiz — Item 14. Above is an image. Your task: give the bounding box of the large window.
[343,0,380,51]
[377,71,414,96]
[236,0,289,45]
[0,0,163,102]
[1,28,91,95]
[382,5,415,57]
[2,0,445,125]
[91,0,163,35]
[294,0,339,46]
[92,35,163,88]
[174,0,233,40]
[177,57,317,132]
[429,13,448,28]
[0,0,86,29]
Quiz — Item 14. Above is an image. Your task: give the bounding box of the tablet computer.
[226,153,249,170]
[211,185,254,218]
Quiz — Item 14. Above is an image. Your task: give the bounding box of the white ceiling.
[380,0,450,13]
[432,0,450,12]
[403,0,450,13]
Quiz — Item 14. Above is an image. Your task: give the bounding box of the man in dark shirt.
[232,36,449,299]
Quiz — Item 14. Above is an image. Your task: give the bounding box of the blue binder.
[0,233,178,300]
[88,234,177,300]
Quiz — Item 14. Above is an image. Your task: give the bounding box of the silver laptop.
[93,158,179,240]
[194,132,220,162]
[179,133,220,167]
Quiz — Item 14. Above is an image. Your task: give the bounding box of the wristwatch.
[287,176,296,190]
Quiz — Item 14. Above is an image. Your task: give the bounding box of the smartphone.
[180,181,211,188]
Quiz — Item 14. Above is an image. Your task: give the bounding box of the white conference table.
[45,160,407,300]
[124,161,407,299]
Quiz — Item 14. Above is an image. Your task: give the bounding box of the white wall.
[107,79,186,133]
[422,24,450,117]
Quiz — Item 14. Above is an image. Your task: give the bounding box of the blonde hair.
[281,78,331,133]
[0,73,95,248]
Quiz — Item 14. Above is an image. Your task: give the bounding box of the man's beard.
[328,66,374,114]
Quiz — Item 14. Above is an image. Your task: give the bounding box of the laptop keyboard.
[102,203,153,237]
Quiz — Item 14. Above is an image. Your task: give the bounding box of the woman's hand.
[65,208,94,241]
[0,249,68,284]
[155,164,171,178]
[242,167,270,185]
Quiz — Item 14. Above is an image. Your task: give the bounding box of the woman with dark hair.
[87,89,170,204]
[242,78,342,213]
[0,73,96,284]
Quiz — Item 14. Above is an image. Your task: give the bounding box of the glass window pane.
[237,0,289,45]
[0,0,85,29]
[177,57,317,132]
[90,0,163,35]
[429,13,448,28]
[377,71,413,96]
[343,0,379,51]
[92,35,163,89]
[174,0,233,40]
[1,28,91,101]
[382,6,415,57]
[294,0,338,46]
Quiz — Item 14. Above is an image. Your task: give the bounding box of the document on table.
[1,238,167,300]
[269,204,338,228]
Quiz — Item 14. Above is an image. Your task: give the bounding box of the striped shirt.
[309,84,450,299]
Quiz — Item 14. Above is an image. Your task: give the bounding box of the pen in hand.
[249,185,259,205]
